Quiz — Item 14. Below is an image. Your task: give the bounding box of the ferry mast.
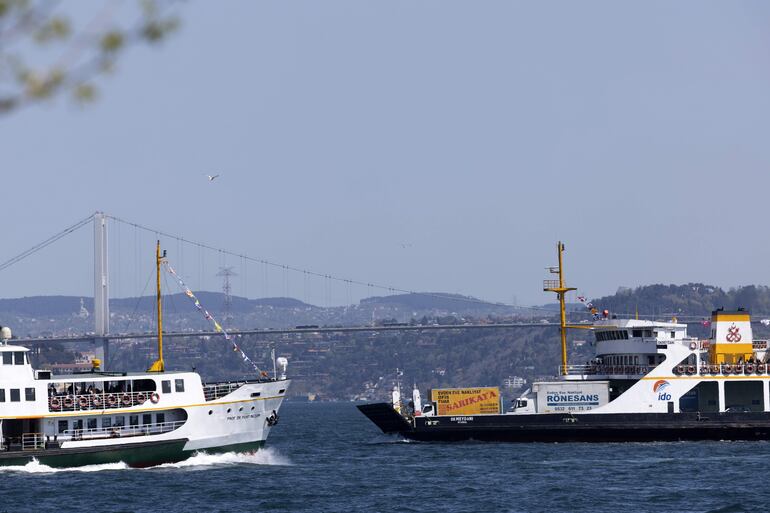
[149,240,167,372]
[543,242,576,376]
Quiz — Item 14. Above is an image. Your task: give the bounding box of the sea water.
[0,402,762,512]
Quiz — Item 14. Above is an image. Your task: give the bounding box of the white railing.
[203,381,250,401]
[22,433,44,451]
[60,420,185,442]
[560,364,651,376]
[48,390,156,412]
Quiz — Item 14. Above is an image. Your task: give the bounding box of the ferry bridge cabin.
[564,309,770,414]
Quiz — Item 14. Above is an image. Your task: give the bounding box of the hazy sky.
[2,1,770,307]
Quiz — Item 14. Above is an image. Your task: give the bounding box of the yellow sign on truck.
[431,387,501,416]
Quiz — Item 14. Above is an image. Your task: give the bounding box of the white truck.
[508,381,609,414]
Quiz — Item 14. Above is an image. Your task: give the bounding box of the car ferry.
[0,243,290,467]
[358,242,770,442]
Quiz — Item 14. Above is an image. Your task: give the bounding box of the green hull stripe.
[0,439,266,468]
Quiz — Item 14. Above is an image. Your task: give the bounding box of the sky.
[2,1,770,307]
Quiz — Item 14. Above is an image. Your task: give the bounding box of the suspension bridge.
[0,212,562,368]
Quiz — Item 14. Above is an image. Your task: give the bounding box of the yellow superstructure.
[708,309,754,364]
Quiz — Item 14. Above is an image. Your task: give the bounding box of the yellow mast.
[148,240,166,372]
[543,242,576,376]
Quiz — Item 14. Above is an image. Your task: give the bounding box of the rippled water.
[0,403,764,512]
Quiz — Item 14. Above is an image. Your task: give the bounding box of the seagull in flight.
[206,174,220,181]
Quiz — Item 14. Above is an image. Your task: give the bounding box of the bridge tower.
[93,212,110,367]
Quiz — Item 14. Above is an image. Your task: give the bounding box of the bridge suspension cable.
[0,212,96,272]
[106,213,514,309]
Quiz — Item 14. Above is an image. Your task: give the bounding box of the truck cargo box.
[430,387,501,416]
[533,381,609,413]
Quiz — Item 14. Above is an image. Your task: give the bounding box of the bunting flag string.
[165,262,266,377]
[577,294,600,319]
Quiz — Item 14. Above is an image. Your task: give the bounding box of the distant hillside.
[589,283,770,318]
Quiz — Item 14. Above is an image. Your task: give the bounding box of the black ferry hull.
[358,403,770,442]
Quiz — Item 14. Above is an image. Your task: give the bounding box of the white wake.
[150,448,292,469]
[0,448,289,473]
[0,458,129,473]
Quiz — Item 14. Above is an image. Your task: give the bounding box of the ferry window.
[623,331,629,339]
[25,388,35,401]
[0,389,4,402]
[156,413,165,425]
[132,379,155,393]
[633,330,642,337]
[10,389,20,402]
[73,419,83,430]
[129,415,139,427]
[175,379,185,393]
[644,330,653,337]
[102,417,112,428]
[670,331,675,339]
[162,380,171,394]
[13,352,24,365]
[114,416,125,427]
[87,418,97,430]
[2,352,11,365]
[58,420,68,434]
[142,414,152,425]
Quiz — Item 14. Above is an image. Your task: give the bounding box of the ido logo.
[653,379,671,401]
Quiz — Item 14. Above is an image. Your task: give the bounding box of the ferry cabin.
[0,343,286,454]
[559,309,770,415]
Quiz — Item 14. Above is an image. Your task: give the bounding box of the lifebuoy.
[723,364,732,375]
[50,397,61,410]
[710,365,719,374]
[641,366,649,374]
[686,365,696,375]
[150,392,160,404]
[92,395,102,407]
[121,393,132,406]
[759,364,767,373]
[735,365,745,375]
[107,394,117,407]
[676,365,685,375]
[689,341,698,350]
[78,396,89,408]
[136,393,146,404]
[64,396,74,408]
[746,364,756,373]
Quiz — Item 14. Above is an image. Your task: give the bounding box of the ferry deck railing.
[61,420,186,442]
[202,380,265,401]
[22,433,44,451]
[48,390,155,413]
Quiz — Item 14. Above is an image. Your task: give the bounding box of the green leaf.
[100,30,124,53]
[73,83,97,103]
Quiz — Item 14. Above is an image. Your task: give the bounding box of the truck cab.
[508,397,536,414]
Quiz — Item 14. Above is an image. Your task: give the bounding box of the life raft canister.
[150,392,160,404]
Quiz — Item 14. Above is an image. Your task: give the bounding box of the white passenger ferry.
[0,243,290,467]
[359,243,770,442]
